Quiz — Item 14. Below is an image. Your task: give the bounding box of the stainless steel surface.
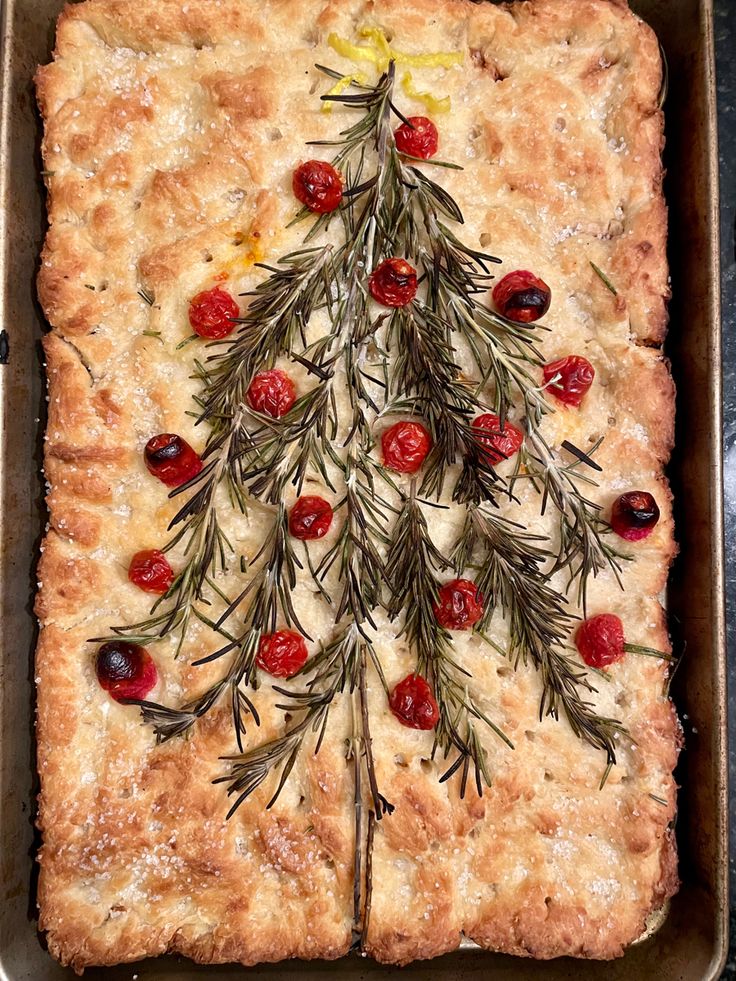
[0,0,726,977]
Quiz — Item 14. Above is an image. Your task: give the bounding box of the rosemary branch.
[516,426,628,609]
[386,303,507,505]
[452,505,625,767]
[126,503,304,747]
[386,491,511,796]
[218,622,392,818]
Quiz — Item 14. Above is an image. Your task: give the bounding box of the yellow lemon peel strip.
[322,71,369,113]
[401,71,451,114]
[327,27,462,110]
[327,32,381,65]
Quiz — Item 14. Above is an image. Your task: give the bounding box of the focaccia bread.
[35,0,678,972]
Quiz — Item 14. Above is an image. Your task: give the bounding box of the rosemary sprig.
[127,503,304,746]
[108,408,252,653]
[386,490,511,796]
[201,246,334,424]
[516,426,628,609]
[452,505,625,767]
[317,447,391,628]
[386,304,507,505]
[218,622,393,818]
[405,169,551,430]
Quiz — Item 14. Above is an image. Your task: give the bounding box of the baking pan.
[0,0,726,978]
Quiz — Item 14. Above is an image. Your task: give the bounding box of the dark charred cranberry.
[389,673,440,730]
[256,630,309,678]
[128,549,174,594]
[471,413,523,465]
[433,578,484,630]
[369,258,418,307]
[144,434,203,487]
[293,160,343,213]
[611,491,660,542]
[381,421,432,473]
[543,355,595,407]
[188,287,240,339]
[95,641,158,702]
[289,495,333,540]
[492,270,551,323]
[575,614,625,668]
[394,116,439,159]
[246,368,296,418]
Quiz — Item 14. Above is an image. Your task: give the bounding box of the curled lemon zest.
[327,26,462,109]
[357,26,393,63]
[322,71,369,113]
[401,71,451,114]
[327,32,381,65]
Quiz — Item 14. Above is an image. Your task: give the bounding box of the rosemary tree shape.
[118,59,624,816]
[516,426,628,610]
[452,506,624,768]
[386,491,512,796]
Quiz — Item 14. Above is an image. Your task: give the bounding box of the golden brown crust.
[35,0,676,970]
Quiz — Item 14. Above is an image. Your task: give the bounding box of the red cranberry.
[246,369,296,418]
[128,549,174,594]
[575,614,625,668]
[292,160,343,213]
[389,674,440,730]
[369,258,418,307]
[188,287,240,339]
[543,355,595,407]
[289,495,333,540]
[433,578,484,630]
[382,421,432,473]
[471,413,524,465]
[256,630,309,678]
[144,434,203,487]
[394,116,439,159]
[610,491,660,541]
[95,641,158,702]
[492,270,551,323]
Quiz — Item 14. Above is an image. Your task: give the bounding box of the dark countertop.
[716,0,736,975]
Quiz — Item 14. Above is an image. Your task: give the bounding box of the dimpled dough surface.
[34,0,677,971]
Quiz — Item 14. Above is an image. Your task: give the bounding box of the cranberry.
[394,116,439,159]
[256,630,309,678]
[128,549,174,594]
[292,160,343,213]
[188,287,240,339]
[471,413,523,465]
[433,578,484,630]
[144,434,203,487]
[246,368,296,418]
[389,674,439,730]
[575,614,625,668]
[95,641,158,702]
[492,270,551,323]
[289,495,333,540]
[382,421,432,473]
[611,491,660,541]
[543,355,595,407]
[369,258,418,307]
